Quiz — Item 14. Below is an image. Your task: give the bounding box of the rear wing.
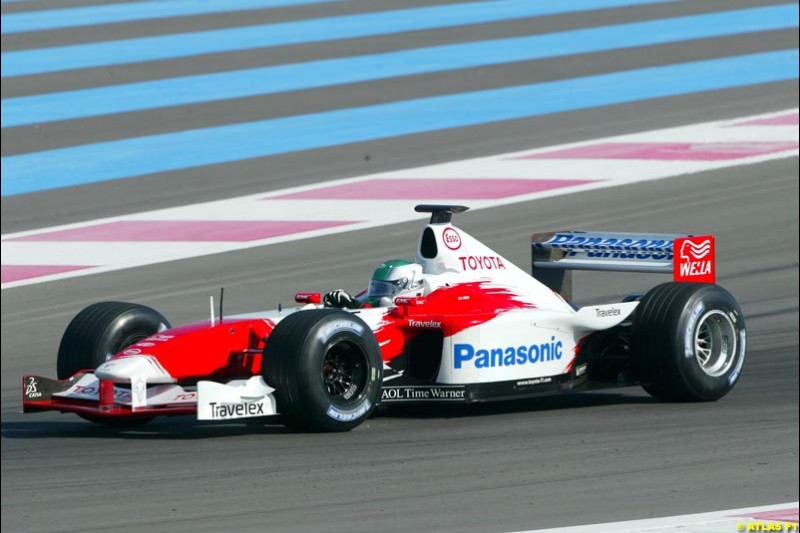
[531,231,715,300]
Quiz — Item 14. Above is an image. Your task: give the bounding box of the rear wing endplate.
[532,231,715,300]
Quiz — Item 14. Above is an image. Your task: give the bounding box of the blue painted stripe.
[2,50,797,197]
[0,0,677,78]
[1,0,345,35]
[3,6,795,128]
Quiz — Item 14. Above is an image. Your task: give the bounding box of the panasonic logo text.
[454,338,563,369]
[541,234,673,260]
[544,234,673,252]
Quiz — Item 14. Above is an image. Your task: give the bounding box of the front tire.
[57,302,171,427]
[632,283,746,402]
[262,309,382,432]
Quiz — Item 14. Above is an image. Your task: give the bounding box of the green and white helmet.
[368,259,424,306]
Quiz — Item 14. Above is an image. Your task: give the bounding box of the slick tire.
[262,309,382,432]
[57,302,171,427]
[632,282,746,402]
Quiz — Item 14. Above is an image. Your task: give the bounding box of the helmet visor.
[368,278,406,300]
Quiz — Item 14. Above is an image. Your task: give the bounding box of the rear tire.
[632,283,746,402]
[57,302,171,427]
[262,309,382,432]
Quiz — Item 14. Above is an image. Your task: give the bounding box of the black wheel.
[262,309,382,432]
[57,301,171,427]
[632,282,746,402]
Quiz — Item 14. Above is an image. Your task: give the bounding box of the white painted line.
[507,502,799,533]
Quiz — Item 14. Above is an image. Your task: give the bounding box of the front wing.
[22,373,277,421]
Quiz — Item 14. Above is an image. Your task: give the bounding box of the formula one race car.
[22,205,746,432]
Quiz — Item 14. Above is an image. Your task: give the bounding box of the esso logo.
[442,227,462,250]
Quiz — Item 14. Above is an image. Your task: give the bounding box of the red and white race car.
[22,205,746,431]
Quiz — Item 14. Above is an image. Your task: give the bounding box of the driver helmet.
[368,259,424,307]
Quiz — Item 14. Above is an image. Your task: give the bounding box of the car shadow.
[2,391,657,439]
[0,417,291,440]
[374,390,658,419]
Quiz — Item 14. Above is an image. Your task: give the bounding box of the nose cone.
[95,355,175,383]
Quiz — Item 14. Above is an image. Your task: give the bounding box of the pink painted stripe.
[1,264,95,283]
[269,178,592,200]
[734,508,799,523]
[9,220,357,243]
[516,141,799,161]
[731,113,799,126]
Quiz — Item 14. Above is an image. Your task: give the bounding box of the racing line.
[3,5,795,127]
[2,108,797,287]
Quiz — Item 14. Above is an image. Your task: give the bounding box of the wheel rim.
[321,340,368,406]
[694,310,737,377]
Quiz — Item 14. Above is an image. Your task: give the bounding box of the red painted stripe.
[731,113,799,126]
[517,141,799,161]
[735,508,799,523]
[269,178,591,200]
[1,264,95,283]
[9,220,358,242]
